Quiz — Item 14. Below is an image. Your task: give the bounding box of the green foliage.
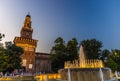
[5,42,23,56]
[50,37,78,72]
[66,38,78,61]
[50,37,66,72]
[106,49,120,72]
[106,57,119,72]
[80,39,102,59]
[0,33,5,48]
[100,49,110,61]
[0,33,5,41]
[0,48,9,71]
[110,49,120,65]
[0,42,23,72]
[51,37,66,54]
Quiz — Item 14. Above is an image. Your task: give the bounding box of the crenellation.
[64,45,104,69]
[65,59,104,69]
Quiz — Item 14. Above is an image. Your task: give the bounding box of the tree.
[66,38,78,61]
[0,42,23,72]
[0,33,5,48]
[0,33,5,41]
[0,33,8,72]
[5,42,23,56]
[100,49,110,61]
[0,33,23,72]
[50,37,67,72]
[50,37,79,72]
[80,39,102,59]
[0,47,9,72]
[106,57,119,72]
[106,49,120,71]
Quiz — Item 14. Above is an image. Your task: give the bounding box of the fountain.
[68,68,71,81]
[59,45,112,81]
[115,71,118,78]
[99,68,104,81]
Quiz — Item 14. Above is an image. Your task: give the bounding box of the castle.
[14,14,51,73]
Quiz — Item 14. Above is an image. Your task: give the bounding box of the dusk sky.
[0,0,120,53]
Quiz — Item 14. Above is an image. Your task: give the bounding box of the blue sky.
[0,0,120,53]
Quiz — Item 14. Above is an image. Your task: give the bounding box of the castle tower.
[14,14,38,72]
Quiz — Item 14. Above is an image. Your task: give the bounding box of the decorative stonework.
[14,14,38,72]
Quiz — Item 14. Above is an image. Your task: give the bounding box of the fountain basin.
[59,68,112,81]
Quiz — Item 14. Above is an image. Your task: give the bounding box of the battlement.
[64,59,104,69]
[65,45,104,69]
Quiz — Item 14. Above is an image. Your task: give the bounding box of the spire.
[20,14,33,39]
[26,12,31,18]
[23,13,31,28]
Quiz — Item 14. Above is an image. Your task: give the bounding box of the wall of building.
[35,53,51,73]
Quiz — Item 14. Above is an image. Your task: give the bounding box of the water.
[99,68,104,81]
[68,68,71,81]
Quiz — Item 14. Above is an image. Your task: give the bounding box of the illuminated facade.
[14,14,38,72]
